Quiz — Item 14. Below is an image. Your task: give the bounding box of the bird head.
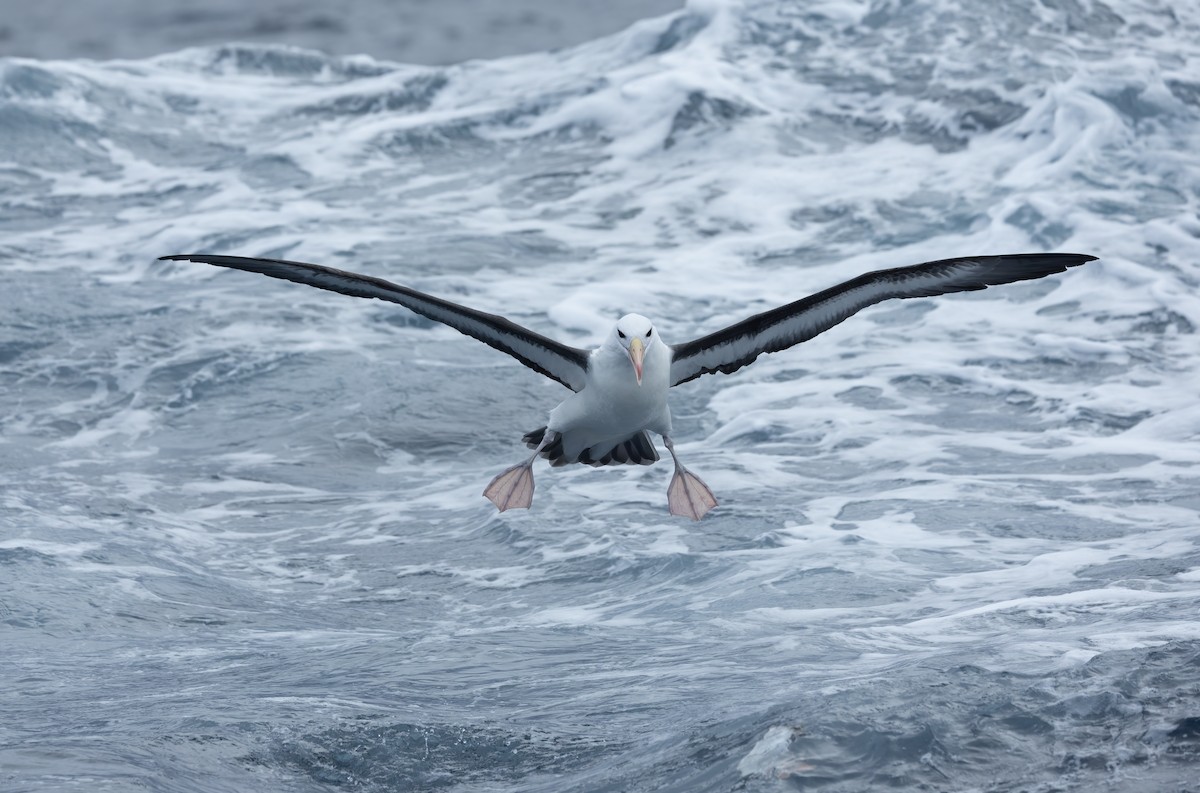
[613,314,655,385]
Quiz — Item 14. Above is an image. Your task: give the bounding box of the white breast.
[548,338,673,454]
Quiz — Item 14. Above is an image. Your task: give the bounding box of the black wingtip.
[1005,252,1096,266]
[1010,252,1097,279]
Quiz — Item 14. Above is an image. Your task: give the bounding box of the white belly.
[547,341,672,462]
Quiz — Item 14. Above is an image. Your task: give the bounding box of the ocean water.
[0,0,684,65]
[3,0,1200,790]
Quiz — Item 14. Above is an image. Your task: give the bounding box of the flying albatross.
[159,251,1094,519]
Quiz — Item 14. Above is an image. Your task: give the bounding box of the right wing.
[669,253,1096,386]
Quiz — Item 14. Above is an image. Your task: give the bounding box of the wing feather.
[669,253,1096,387]
[160,254,591,391]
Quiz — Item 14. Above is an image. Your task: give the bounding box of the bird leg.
[663,435,718,520]
[483,430,558,512]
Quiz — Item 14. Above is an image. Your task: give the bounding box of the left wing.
[669,253,1096,387]
[160,254,592,391]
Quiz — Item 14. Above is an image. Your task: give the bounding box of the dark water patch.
[836,499,915,523]
[1051,0,1127,37]
[1166,79,1200,108]
[383,230,579,275]
[900,497,1132,541]
[305,181,390,206]
[875,194,988,246]
[0,338,51,365]
[946,88,1028,133]
[373,90,600,163]
[758,366,812,384]
[1099,85,1169,123]
[257,721,617,790]
[795,110,896,149]
[687,522,800,552]
[0,198,68,233]
[585,203,644,230]
[165,226,291,259]
[891,374,1052,433]
[1067,406,1152,434]
[741,565,918,611]
[3,65,237,173]
[783,455,903,483]
[0,63,65,100]
[140,573,284,622]
[0,105,115,174]
[650,12,709,55]
[788,202,876,243]
[375,122,495,160]
[561,710,769,793]
[0,165,50,198]
[714,421,793,447]
[861,300,936,328]
[1005,202,1075,249]
[963,355,1131,384]
[462,520,717,592]
[1036,299,1082,317]
[145,352,296,410]
[1081,194,1183,225]
[372,311,439,330]
[114,128,243,170]
[297,73,449,118]
[501,169,593,206]
[752,244,846,268]
[8,183,221,234]
[891,546,1000,577]
[1168,716,1200,742]
[0,546,58,566]
[1077,555,1200,584]
[197,44,392,79]
[545,551,711,590]
[899,111,970,154]
[716,642,1200,791]
[783,78,1026,153]
[1128,308,1195,336]
[664,91,757,149]
[238,154,311,190]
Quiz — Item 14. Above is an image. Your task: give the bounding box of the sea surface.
[3,1,1200,790]
[0,0,684,65]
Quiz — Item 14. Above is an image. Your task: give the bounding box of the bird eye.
[645,329,652,337]
[618,330,626,339]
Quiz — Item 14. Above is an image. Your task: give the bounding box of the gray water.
[0,0,683,64]
[3,0,1200,790]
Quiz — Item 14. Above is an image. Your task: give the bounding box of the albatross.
[159,251,1095,520]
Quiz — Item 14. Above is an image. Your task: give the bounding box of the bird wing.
[668,253,1096,387]
[161,254,591,392]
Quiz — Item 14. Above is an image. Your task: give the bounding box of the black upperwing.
[669,253,1096,386]
[161,254,591,391]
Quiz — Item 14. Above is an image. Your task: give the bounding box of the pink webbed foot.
[667,468,718,521]
[483,463,536,512]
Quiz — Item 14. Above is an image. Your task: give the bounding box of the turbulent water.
[3,0,1200,790]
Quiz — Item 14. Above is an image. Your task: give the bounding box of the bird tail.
[522,427,660,468]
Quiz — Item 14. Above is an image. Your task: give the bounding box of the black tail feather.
[522,427,659,467]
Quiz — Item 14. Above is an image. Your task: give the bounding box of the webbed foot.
[483,463,536,512]
[667,468,718,521]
